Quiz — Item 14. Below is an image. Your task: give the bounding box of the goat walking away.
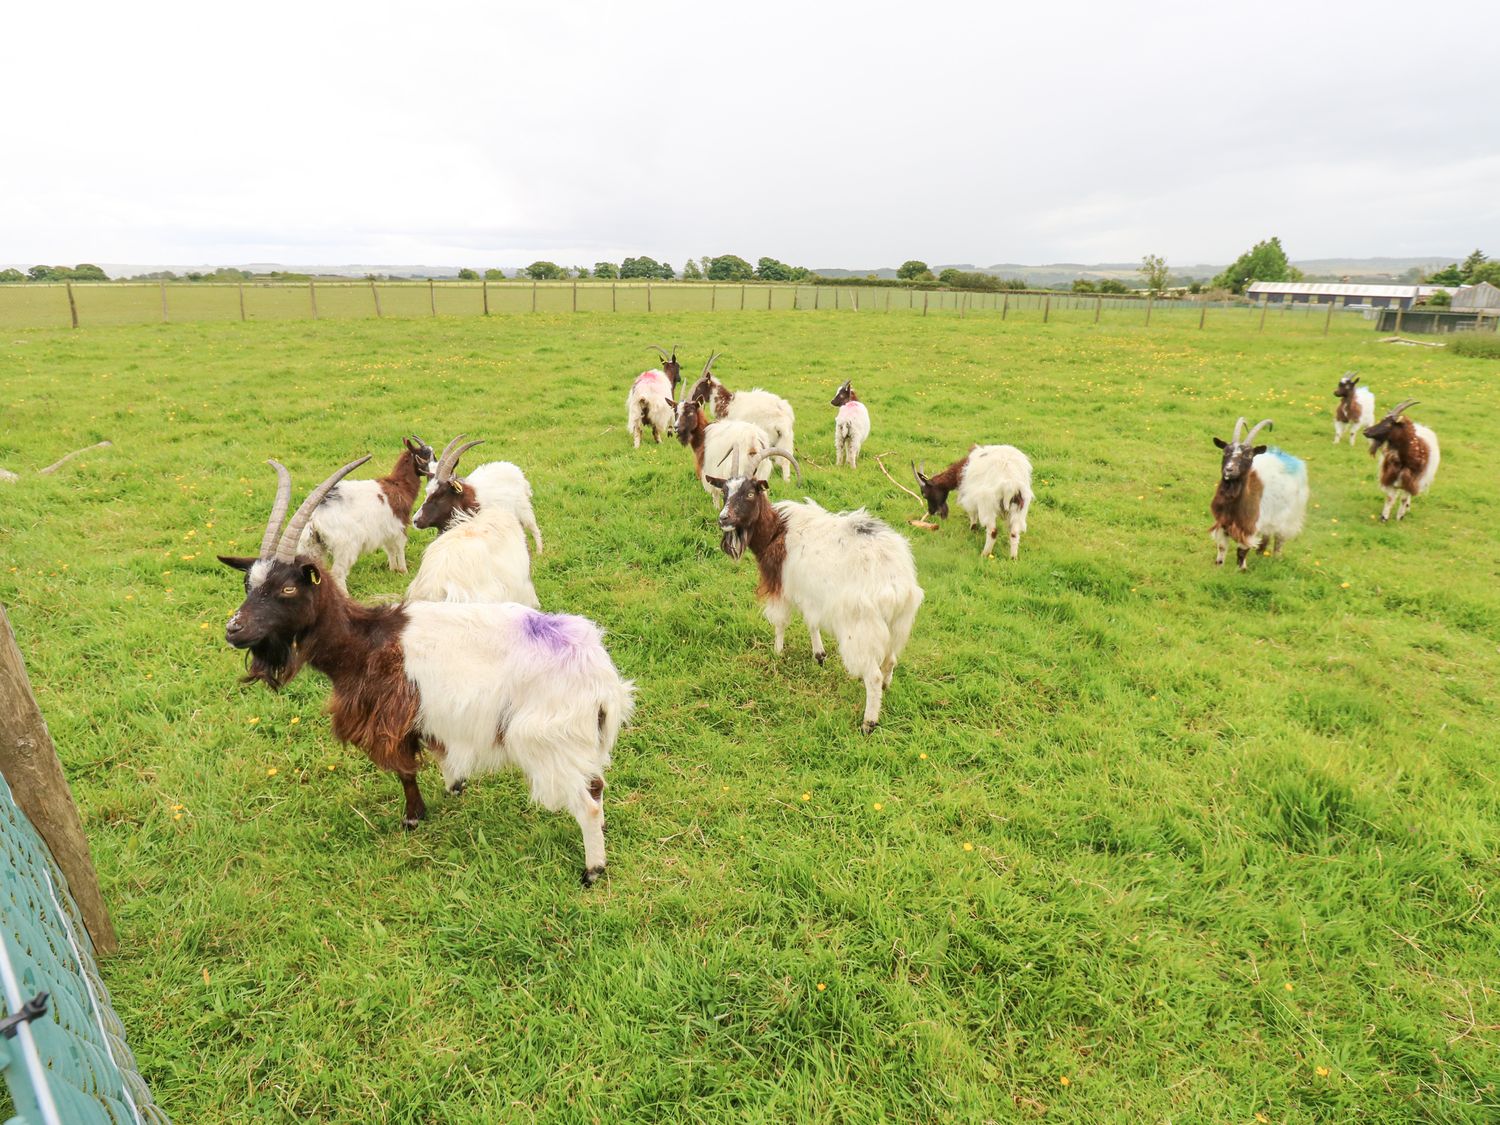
[830,380,871,468]
[222,458,632,885]
[627,344,682,447]
[706,448,923,734]
[1210,417,1309,571]
[1364,399,1440,522]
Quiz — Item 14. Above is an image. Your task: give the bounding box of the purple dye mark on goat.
[521,610,589,653]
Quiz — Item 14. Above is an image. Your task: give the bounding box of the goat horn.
[700,351,721,379]
[438,439,485,482]
[1244,418,1274,444]
[1387,399,1419,418]
[274,455,373,562]
[258,460,293,558]
[646,344,670,359]
[911,460,923,486]
[1231,417,1247,443]
[434,434,466,472]
[746,446,801,484]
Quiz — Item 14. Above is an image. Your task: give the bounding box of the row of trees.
[1426,250,1500,288]
[1,264,109,283]
[494,255,816,283]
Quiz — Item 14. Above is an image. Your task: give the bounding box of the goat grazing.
[1364,399,1440,521]
[705,448,924,734]
[1333,371,1376,445]
[913,444,1034,559]
[1210,417,1309,570]
[672,396,772,506]
[686,352,797,479]
[294,436,434,591]
[413,436,543,554]
[830,380,871,468]
[221,459,634,884]
[406,505,540,608]
[627,344,682,447]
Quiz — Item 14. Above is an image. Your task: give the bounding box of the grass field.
[1,311,1496,1122]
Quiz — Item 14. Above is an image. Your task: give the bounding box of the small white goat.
[295,436,434,591]
[686,352,797,480]
[830,380,872,468]
[672,398,772,505]
[1332,371,1375,445]
[1210,418,1310,570]
[913,444,1034,559]
[627,344,682,448]
[406,506,539,608]
[706,448,924,734]
[414,436,543,554]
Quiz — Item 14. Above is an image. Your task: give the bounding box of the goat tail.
[596,678,637,770]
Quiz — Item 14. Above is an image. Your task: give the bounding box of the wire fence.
[0,768,169,1124]
[0,280,1403,335]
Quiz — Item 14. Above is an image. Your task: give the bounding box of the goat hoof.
[861,720,879,735]
[814,652,825,666]
[401,816,422,831]
[446,780,466,797]
[581,865,607,888]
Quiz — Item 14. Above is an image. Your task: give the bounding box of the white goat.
[672,398,772,505]
[686,353,797,479]
[913,444,1034,559]
[406,506,539,608]
[1333,371,1376,445]
[1210,418,1310,570]
[706,449,924,734]
[295,436,434,591]
[830,380,872,468]
[627,344,682,448]
[414,436,542,554]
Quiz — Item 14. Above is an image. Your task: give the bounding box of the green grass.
[1,310,1496,1122]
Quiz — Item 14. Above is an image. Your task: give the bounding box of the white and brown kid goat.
[1364,399,1440,522]
[830,380,871,468]
[913,444,1034,559]
[413,435,543,554]
[686,352,797,479]
[221,459,634,885]
[1210,418,1310,571]
[293,436,435,592]
[1332,371,1376,445]
[626,344,683,447]
[705,448,924,734]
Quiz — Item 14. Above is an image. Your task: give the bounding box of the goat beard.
[720,526,748,560]
[242,636,307,691]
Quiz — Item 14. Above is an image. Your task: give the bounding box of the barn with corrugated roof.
[1245,281,1427,309]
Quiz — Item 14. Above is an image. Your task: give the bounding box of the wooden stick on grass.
[39,441,113,475]
[872,452,939,529]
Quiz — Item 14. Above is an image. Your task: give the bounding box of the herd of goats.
[217,349,1441,883]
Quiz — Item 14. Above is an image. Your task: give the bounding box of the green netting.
[0,772,169,1124]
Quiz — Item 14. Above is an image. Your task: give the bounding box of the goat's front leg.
[980,524,999,557]
[1380,490,1397,521]
[1236,545,1250,571]
[1397,494,1413,520]
[807,623,826,666]
[764,597,792,655]
[398,771,426,830]
[570,777,607,887]
[386,535,408,574]
[860,668,885,734]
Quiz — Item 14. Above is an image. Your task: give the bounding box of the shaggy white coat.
[296,479,410,592]
[1212,450,1310,564]
[1379,422,1440,520]
[427,460,543,555]
[712,389,796,480]
[405,506,539,608]
[701,420,773,503]
[401,601,635,875]
[1334,386,1376,445]
[627,370,676,448]
[834,401,871,468]
[956,444,1034,559]
[762,499,923,732]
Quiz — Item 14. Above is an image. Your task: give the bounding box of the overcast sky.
[4,0,1496,270]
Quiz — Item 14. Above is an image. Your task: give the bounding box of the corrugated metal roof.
[1246,281,1420,298]
[1452,281,1500,309]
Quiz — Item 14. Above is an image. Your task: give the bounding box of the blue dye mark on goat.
[1265,447,1306,476]
[521,610,583,652]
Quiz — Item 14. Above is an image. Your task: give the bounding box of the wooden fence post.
[572,281,578,313]
[711,285,717,312]
[1145,296,1153,326]
[309,280,319,320]
[1199,302,1207,330]
[816,288,821,310]
[768,286,773,311]
[429,279,436,316]
[1043,296,1050,323]
[532,282,538,313]
[1001,293,1008,320]
[371,279,383,318]
[646,282,652,312]
[65,282,78,329]
[481,279,489,316]
[1394,305,1403,334]
[612,282,617,312]
[741,284,746,310]
[0,604,118,956]
[1259,302,1268,332]
[1323,297,1335,336]
[159,281,169,323]
[834,287,840,310]
[238,281,246,321]
[1095,296,1102,324]
[922,292,929,317]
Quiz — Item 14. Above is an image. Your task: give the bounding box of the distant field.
[1,311,1496,1121]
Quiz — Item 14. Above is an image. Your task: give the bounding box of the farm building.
[1246,281,1424,309]
[1451,281,1500,311]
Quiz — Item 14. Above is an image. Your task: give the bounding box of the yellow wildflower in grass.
[289,716,300,725]
[962,842,974,852]
[872,802,883,811]
[918,752,928,760]
[1284,982,1294,992]
[1340,582,1351,589]
[815,982,826,992]
[266,767,278,777]
[721,785,729,792]
[327,764,336,771]
[247,716,259,725]
[801,792,811,802]
[1315,1066,1330,1078]
[1256,1114,1270,1124]
[1059,1076,1071,1087]
[173,813,183,821]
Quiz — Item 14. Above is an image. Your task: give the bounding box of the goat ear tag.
[450,481,463,493]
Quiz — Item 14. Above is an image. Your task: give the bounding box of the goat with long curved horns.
[1209,417,1309,571]
[413,435,543,553]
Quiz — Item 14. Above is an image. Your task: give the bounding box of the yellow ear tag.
[309,571,320,585]
[450,481,463,494]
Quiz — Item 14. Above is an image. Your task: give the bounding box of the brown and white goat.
[294,436,434,591]
[913,444,1034,559]
[1209,417,1310,570]
[685,352,797,479]
[830,380,872,468]
[627,344,683,447]
[672,396,773,506]
[413,435,542,553]
[1363,399,1440,521]
[1332,371,1376,445]
[221,459,633,885]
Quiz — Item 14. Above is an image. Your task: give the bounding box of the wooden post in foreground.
[0,605,117,956]
[237,282,246,322]
[646,282,652,312]
[1199,302,1207,330]
[371,279,383,318]
[429,279,436,316]
[481,279,489,316]
[1042,296,1050,323]
[65,282,78,329]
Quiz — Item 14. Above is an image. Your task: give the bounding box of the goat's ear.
[218,555,256,572]
[756,480,770,492]
[1213,437,1227,449]
[301,563,323,586]
[1252,444,1268,455]
[448,480,463,494]
[704,475,728,491]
